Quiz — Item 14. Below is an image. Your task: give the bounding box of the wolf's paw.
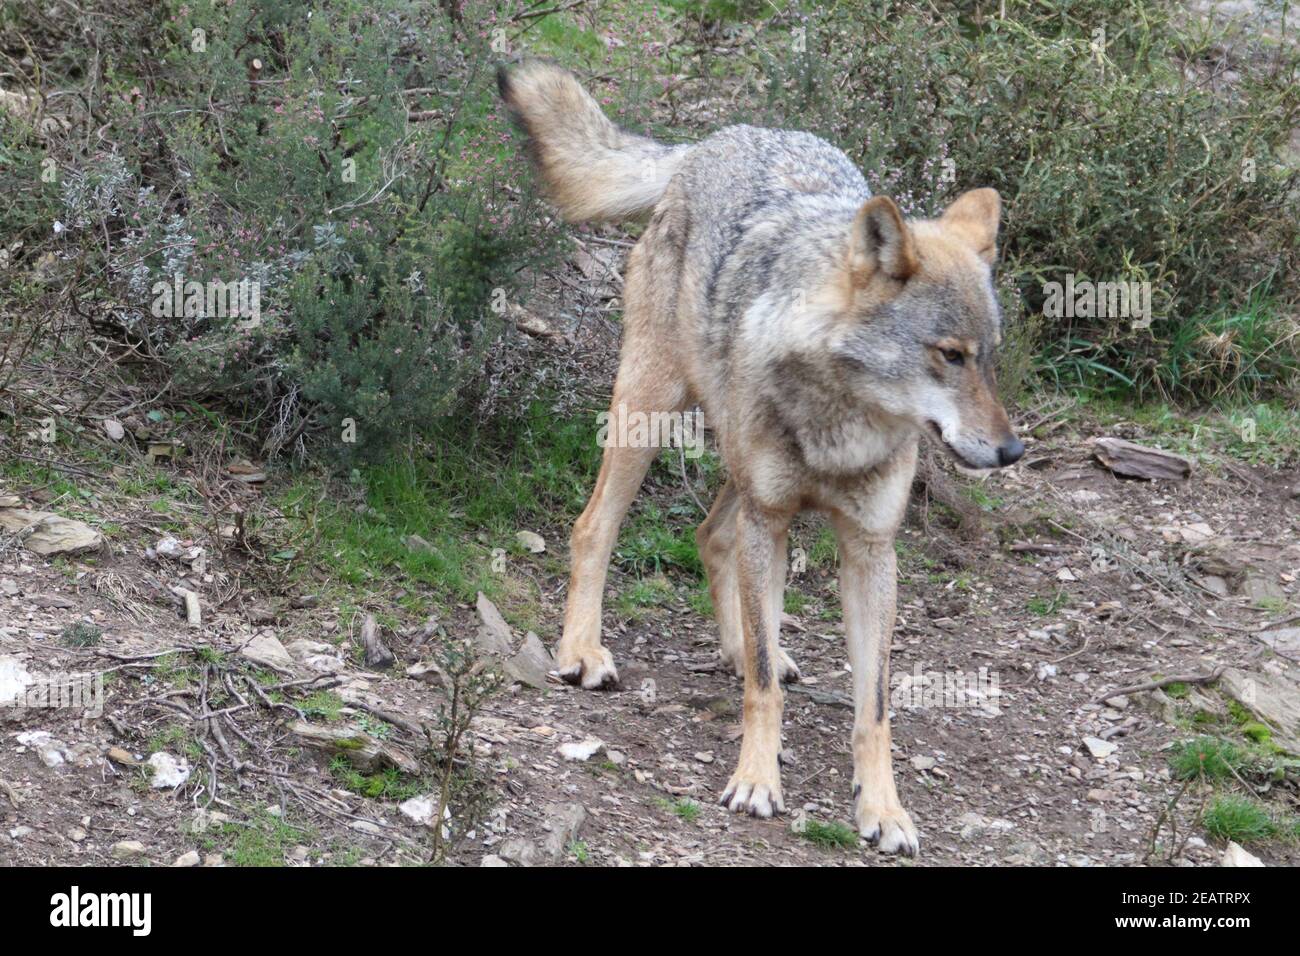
[775,646,801,684]
[719,646,801,684]
[720,767,785,818]
[555,645,619,690]
[854,792,919,857]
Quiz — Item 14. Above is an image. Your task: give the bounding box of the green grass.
[280,403,600,611]
[783,587,810,615]
[798,819,859,850]
[150,653,198,689]
[1169,736,1252,781]
[613,575,676,621]
[656,797,702,823]
[329,755,428,801]
[1026,590,1069,616]
[1083,395,1300,466]
[204,813,315,867]
[1202,794,1299,846]
[300,691,345,722]
[60,622,102,647]
[615,503,702,577]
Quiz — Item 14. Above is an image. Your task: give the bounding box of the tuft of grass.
[61,622,102,647]
[615,503,702,578]
[798,819,859,850]
[1201,795,1290,846]
[207,814,314,868]
[300,691,345,722]
[329,755,428,801]
[1026,590,1069,616]
[656,797,702,824]
[1169,736,1250,781]
[613,575,676,621]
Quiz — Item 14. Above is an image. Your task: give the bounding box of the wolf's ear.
[940,188,1001,264]
[851,196,917,281]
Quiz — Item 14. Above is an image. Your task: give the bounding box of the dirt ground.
[3,410,1298,868]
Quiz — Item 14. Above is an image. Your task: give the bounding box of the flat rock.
[504,631,554,690]
[475,592,515,657]
[540,802,586,860]
[1083,736,1118,759]
[1256,627,1300,659]
[238,631,296,673]
[0,508,104,556]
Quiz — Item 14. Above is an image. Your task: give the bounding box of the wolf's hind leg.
[557,316,687,690]
[697,479,800,683]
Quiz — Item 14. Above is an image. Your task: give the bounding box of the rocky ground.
[2,410,1298,867]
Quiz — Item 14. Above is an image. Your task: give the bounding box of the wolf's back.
[498,61,690,223]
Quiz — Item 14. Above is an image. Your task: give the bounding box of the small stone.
[558,738,605,762]
[203,853,224,867]
[515,530,546,553]
[112,840,146,860]
[172,851,200,867]
[481,854,508,867]
[693,751,715,764]
[1082,736,1117,760]
[910,755,937,772]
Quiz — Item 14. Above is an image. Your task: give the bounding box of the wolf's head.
[829,188,1023,470]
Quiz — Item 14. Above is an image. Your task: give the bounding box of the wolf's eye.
[941,348,965,366]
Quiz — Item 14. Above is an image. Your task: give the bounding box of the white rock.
[1082,736,1117,759]
[238,632,295,673]
[1222,841,1264,867]
[399,795,435,826]
[172,850,200,867]
[515,530,546,553]
[0,656,34,705]
[558,737,605,762]
[146,752,192,788]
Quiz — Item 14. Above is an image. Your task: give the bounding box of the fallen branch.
[1094,666,1225,705]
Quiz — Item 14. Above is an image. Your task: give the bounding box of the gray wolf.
[499,60,1023,856]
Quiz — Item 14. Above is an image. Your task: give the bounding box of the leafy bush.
[1,0,564,461]
[746,0,1300,402]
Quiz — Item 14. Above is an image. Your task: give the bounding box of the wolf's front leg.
[720,503,790,817]
[833,516,919,856]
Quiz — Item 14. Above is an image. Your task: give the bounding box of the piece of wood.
[1093,438,1192,480]
[1092,666,1224,705]
[360,614,395,669]
[288,720,419,774]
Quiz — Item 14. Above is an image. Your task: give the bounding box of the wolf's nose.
[997,437,1025,466]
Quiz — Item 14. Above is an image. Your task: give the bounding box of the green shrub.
[2,0,564,461]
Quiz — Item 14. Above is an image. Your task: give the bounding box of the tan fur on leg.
[832,511,919,856]
[720,501,792,817]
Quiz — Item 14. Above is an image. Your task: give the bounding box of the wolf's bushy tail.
[497,60,689,223]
